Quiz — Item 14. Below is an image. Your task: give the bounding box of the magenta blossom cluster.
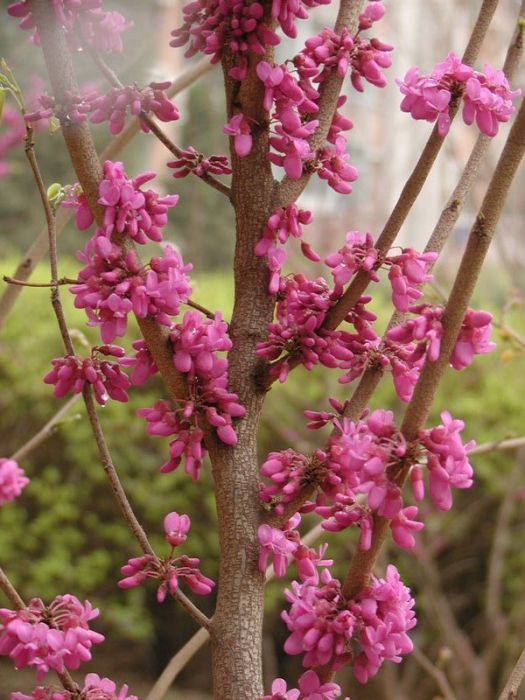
[171,0,337,81]
[384,305,496,400]
[43,344,130,405]
[90,81,179,134]
[262,670,348,700]
[282,565,415,681]
[398,51,520,137]
[256,274,377,383]
[12,673,137,700]
[325,232,438,310]
[0,459,29,506]
[7,0,130,53]
[71,160,179,243]
[0,595,104,681]
[255,205,318,293]
[138,311,245,479]
[71,236,192,342]
[258,514,333,581]
[168,146,232,179]
[119,512,214,602]
[261,405,475,549]
[27,82,180,134]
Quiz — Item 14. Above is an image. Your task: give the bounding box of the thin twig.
[411,645,458,700]
[87,47,231,199]
[471,435,525,456]
[11,394,82,463]
[498,647,525,700]
[3,275,77,287]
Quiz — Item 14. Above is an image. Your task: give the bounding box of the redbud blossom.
[0,459,29,505]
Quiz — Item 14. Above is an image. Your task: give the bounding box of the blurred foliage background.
[1,0,525,699]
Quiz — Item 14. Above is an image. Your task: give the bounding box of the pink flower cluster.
[72,160,179,243]
[43,345,130,405]
[384,305,496,400]
[168,147,232,179]
[325,232,437,310]
[7,0,130,54]
[28,82,180,134]
[258,514,332,581]
[12,673,137,700]
[171,0,337,81]
[118,512,214,602]
[398,52,520,137]
[263,670,348,700]
[0,595,104,681]
[0,459,29,506]
[282,566,415,680]
[71,236,192,342]
[256,274,376,382]
[255,205,317,293]
[139,312,245,479]
[261,405,475,547]
[418,411,474,511]
[90,81,179,134]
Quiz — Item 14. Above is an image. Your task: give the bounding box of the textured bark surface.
[209,47,276,699]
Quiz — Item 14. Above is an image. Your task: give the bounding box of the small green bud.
[48,115,61,134]
[47,183,62,202]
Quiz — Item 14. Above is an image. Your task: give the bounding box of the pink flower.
[223,114,253,157]
[325,231,379,295]
[297,669,347,699]
[262,677,300,700]
[0,459,29,505]
[315,137,358,194]
[8,1,130,53]
[450,308,495,370]
[164,511,191,548]
[386,249,438,312]
[462,65,520,136]
[258,524,299,578]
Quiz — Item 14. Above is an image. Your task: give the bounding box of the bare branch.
[11,395,82,463]
[411,645,458,700]
[498,647,525,700]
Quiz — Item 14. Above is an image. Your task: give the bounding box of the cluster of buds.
[118,512,214,602]
[43,345,130,405]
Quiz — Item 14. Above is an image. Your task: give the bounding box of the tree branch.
[498,647,525,700]
[0,56,212,331]
[411,645,458,700]
[10,395,82,463]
